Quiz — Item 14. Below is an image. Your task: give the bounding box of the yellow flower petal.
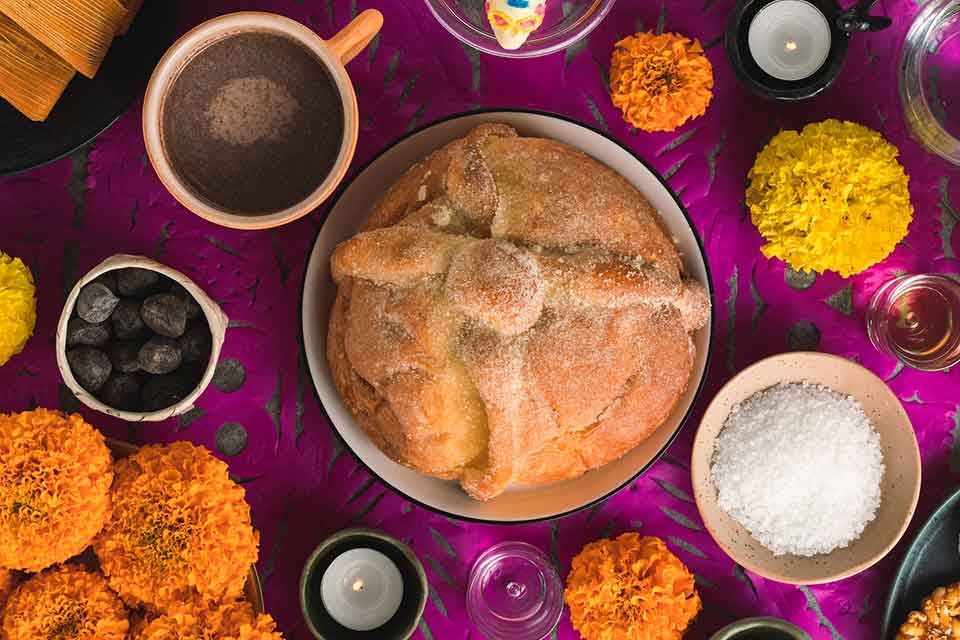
[747,119,913,277]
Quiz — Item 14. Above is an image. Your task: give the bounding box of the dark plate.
[882,487,960,639]
[0,1,178,176]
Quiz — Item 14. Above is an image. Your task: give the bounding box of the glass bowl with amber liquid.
[867,274,960,371]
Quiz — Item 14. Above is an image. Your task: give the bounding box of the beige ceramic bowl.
[691,351,921,585]
[56,254,227,422]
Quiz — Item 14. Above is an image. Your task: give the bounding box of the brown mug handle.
[327,9,384,66]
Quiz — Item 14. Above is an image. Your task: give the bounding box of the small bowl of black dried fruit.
[56,254,228,421]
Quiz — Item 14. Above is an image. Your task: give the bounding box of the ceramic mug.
[143,10,383,230]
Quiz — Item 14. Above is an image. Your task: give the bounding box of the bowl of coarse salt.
[691,351,921,585]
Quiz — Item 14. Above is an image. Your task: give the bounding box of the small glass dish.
[899,0,960,165]
[424,0,616,58]
[466,541,563,640]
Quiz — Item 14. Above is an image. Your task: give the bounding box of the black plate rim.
[297,107,716,525]
[0,3,178,177]
[881,485,960,638]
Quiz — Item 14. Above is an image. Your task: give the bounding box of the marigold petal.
[0,409,112,572]
[609,31,714,133]
[2,564,128,640]
[564,534,700,640]
[93,442,259,612]
[746,119,913,276]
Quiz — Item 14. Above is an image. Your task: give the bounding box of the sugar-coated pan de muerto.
[327,124,710,501]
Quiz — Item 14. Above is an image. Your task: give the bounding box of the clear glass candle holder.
[899,0,960,165]
[866,273,960,371]
[466,541,563,640]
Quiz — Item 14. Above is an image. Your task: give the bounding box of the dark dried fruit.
[111,298,145,341]
[117,267,160,296]
[76,282,119,324]
[92,270,118,294]
[178,323,212,365]
[67,347,112,392]
[138,336,182,374]
[66,317,110,347]
[99,373,142,411]
[216,422,248,456]
[142,374,190,411]
[170,283,203,321]
[212,358,246,393]
[141,294,187,338]
[108,341,140,373]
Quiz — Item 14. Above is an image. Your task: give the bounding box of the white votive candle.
[747,0,831,81]
[320,548,404,631]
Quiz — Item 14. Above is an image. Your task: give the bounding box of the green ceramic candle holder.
[299,528,427,640]
[711,617,812,640]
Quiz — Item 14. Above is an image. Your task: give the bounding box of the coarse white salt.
[711,382,884,557]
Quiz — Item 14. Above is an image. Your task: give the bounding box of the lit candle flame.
[352,579,365,592]
[784,40,798,52]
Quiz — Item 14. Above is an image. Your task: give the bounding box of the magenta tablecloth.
[1,1,959,638]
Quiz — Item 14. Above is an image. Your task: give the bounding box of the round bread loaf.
[327,124,710,501]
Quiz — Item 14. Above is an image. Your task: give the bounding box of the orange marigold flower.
[0,409,113,571]
[610,31,714,133]
[0,568,20,612]
[564,533,701,640]
[135,600,283,640]
[93,442,259,612]
[1,564,129,640]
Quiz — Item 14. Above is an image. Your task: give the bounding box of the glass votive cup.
[466,541,563,640]
[866,273,960,371]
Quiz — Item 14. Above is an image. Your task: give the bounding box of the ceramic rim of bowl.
[710,616,811,640]
[142,11,358,230]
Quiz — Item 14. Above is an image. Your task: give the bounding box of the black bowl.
[725,0,849,101]
[300,529,427,640]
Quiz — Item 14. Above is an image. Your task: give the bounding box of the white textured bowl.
[57,254,227,422]
[301,111,713,523]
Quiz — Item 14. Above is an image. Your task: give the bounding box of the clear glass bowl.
[424,0,616,58]
[466,542,563,640]
[899,0,960,165]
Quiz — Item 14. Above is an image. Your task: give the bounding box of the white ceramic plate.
[301,110,713,523]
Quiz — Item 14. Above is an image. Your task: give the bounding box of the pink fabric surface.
[1,1,958,638]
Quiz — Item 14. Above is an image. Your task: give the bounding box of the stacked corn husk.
[0,0,142,121]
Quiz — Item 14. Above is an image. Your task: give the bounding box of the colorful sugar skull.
[486,0,547,50]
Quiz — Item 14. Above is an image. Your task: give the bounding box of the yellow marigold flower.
[0,251,36,367]
[1,564,129,640]
[610,31,714,133]
[564,533,701,640]
[747,119,913,277]
[135,600,283,640]
[0,409,112,572]
[94,442,259,612]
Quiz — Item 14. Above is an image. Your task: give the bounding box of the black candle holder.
[299,528,428,640]
[725,0,891,101]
